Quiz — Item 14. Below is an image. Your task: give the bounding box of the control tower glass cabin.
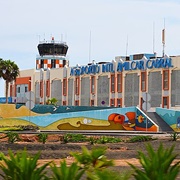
[36,37,69,70]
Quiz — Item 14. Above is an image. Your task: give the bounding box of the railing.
[136,107,159,132]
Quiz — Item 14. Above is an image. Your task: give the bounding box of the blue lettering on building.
[70,58,173,76]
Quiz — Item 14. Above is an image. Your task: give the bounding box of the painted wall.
[156,107,180,132]
[0,104,158,131]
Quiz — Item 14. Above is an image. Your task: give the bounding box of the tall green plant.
[0,59,19,103]
[50,160,85,180]
[38,133,48,144]
[0,150,49,180]
[129,143,180,180]
[72,146,114,179]
[6,131,20,143]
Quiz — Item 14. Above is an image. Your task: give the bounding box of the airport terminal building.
[8,38,180,112]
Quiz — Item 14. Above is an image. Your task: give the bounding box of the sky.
[0,0,180,96]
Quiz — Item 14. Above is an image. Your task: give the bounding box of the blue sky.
[0,0,180,96]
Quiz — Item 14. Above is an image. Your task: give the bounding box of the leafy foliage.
[6,131,20,143]
[72,146,114,179]
[62,133,87,143]
[50,160,85,180]
[170,132,179,141]
[38,133,48,144]
[46,98,58,106]
[129,143,180,180]
[129,135,153,142]
[0,59,19,103]
[0,149,49,180]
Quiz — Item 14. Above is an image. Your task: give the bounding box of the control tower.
[36,37,69,70]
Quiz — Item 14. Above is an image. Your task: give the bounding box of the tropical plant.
[62,133,87,143]
[38,133,48,144]
[71,146,114,179]
[0,59,19,103]
[129,135,153,142]
[50,160,85,180]
[129,143,180,180]
[0,149,49,180]
[46,97,58,106]
[170,132,179,141]
[6,131,20,143]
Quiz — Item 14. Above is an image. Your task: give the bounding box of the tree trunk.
[5,81,9,104]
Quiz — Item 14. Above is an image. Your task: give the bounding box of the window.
[110,74,115,92]
[163,70,169,90]
[141,71,147,92]
[75,100,79,106]
[63,78,67,96]
[40,60,44,69]
[110,98,115,107]
[51,59,56,68]
[162,96,169,108]
[25,86,28,92]
[46,80,50,97]
[91,76,95,94]
[117,98,122,107]
[17,87,20,93]
[91,99,94,106]
[75,77,80,95]
[40,80,43,98]
[117,73,122,92]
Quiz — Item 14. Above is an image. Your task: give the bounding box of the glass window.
[117,73,122,92]
[111,74,115,92]
[163,70,169,90]
[91,76,95,94]
[141,71,146,92]
[75,77,80,95]
[63,78,67,96]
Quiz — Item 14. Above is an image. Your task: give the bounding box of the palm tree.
[0,59,19,103]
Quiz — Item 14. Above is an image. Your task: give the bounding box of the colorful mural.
[0,104,158,131]
[156,108,180,132]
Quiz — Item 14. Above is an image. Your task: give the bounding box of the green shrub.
[72,146,114,179]
[0,149,49,180]
[62,133,87,143]
[38,133,48,144]
[50,160,85,180]
[6,131,20,143]
[129,135,153,142]
[88,136,97,145]
[170,132,179,141]
[129,143,180,180]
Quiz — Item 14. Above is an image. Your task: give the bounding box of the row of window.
[140,70,169,92]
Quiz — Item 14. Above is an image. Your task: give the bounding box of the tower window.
[51,59,56,68]
[40,60,44,68]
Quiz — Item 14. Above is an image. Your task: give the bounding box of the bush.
[38,133,48,144]
[6,131,20,143]
[170,132,179,141]
[129,135,153,142]
[0,149,49,180]
[50,160,85,180]
[62,133,87,143]
[129,143,180,180]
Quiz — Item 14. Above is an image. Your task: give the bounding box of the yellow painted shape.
[40,117,110,130]
[171,124,180,132]
[0,104,38,118]
[0,118,36,126]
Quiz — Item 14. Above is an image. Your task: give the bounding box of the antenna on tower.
[162,18,165,57]
[126,35,128,56]
[89,30,91,63]
[153,22,155,53]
